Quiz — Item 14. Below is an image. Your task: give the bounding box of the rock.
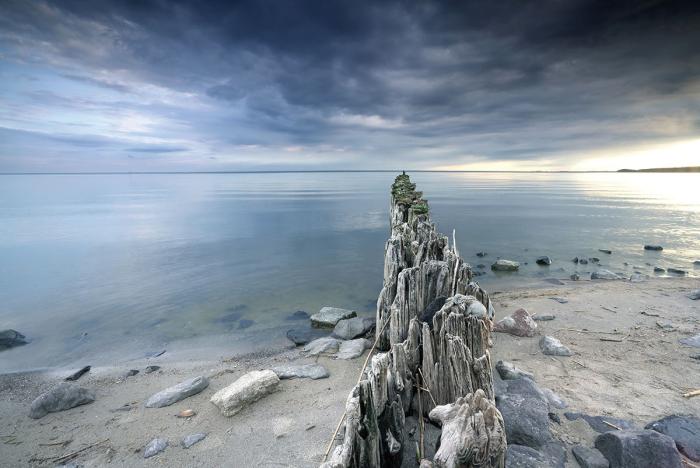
[690,354,700,360]
[124,369,139,378]
[143,438,168,458]
[595,429,681,468]
[654,266,666,273]
[181,433,206,449]
[335,338,371,359]
[536,256,552,266]
[492,259,520,271]
[145,376,209,408]
[177,409,195,418]
[544,278,565,285]
[144,365,161,374]
[689,289,700,300]
[589,257,600,263]
[591,269,621,280]
[570,273,580,281]
[645,415,700,461]
[476,263,486,269]
[310,307,356,328]
[505,444,561,468]
[579,258,589,265]
[497,393,551,448]
[667,268,687,275]
[271,363,329,380]
[629,273,646,283]
[286,327,328,346]
[533,314,555,321]
[29,382,96,419]
[542,388,567,409]
[680,334,700,347]
[564,412,636,433]
[644,245,663,251]
[549,412,561,424]
[572,445,609,468]
[549,297,567,304]
[504,376,548,402]
[302,336,341,355]
[286,310,309,320]
[0,329,28,350]
[695,260,700,266]
[494,308,537,337]
[65,366,91,381]
[332,317,375,340]
[599,249,612,255]
[476,251,487,257]
[539,336,572,356]
[210,370,279,417]
[496,360,534,381]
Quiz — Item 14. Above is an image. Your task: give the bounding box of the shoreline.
[1,276,698,466]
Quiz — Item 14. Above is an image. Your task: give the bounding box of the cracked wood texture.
[322,174,505,468]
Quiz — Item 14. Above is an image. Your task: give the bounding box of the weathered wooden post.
[322,173,505,468]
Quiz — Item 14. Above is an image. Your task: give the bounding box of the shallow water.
[0,172,698,372]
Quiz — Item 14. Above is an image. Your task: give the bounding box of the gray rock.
[694,260,700,266]
[496,360,534,381]
[536,256,552,266]
[286,327,328,346]
[595,429,681,468]
[689,289,700,300]
[544,278,566,285]
[271,363,329,380]
[542,388,567,409]
[589,257,600,263]
[549,412,561,424]
[476,251,487,257]
[599,249,612,255]
[181,433,206,449]
[570,273,581,281]
[654,266,666,273]
[335,338,371,359]
[144,365,161,374]
[302,336,341,355]
[143,438,168,458]
[0,329,28,350]
[492,259,520,271]
[644,245,663,251]
[145,376,209,408]
[332,316,375,340]
[549,297,568,304]
[497,392,551,448]
[591,269,621,280]
[680,334,700,347]
[629,273,647,283]
[540,336,572,356]
[667,268,687,275]
[210,370,279,417]
[579,258,589,265]
[29,382,96,419]
[645,415,700,461]
[494,308,537,337]
[564,412,636,433]
[65,365,91,381]
[572,445,609,468]
[310,307,356,328]
[505,443,567,468]
[504,376,548,402]
[533,314,556,321]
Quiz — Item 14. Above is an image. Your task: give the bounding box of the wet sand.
[1,276,698,467]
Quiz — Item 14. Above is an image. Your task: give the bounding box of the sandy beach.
[1,276,698,467]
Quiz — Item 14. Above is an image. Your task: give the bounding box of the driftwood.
[322,174,505,468]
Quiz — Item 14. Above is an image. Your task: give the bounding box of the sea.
[1,172,698,372]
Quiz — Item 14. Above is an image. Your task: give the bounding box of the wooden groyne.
[322,173,506,468]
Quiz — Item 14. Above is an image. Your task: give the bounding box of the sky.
[0,0,699,172]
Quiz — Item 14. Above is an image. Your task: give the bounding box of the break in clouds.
[1,0,699,171]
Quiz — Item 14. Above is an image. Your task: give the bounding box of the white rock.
[302,337,341,356]
[271,363,329,380]
[591,269,622,280]
[143,438,168,458]
[335,338,371,360]
[491,259,520,271]
[145,376,209,408]
[210,370,279,417]
[539,336,572,356]
[332,317,375,340]
[310,307,357,328]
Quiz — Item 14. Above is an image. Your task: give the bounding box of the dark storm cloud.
[0,0,699,170]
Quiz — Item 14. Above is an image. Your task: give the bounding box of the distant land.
[618,166,700,173]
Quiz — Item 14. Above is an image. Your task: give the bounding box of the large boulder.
[645,415,700,461]
[271,363,329,380]
[539,336,572,356]
[497,392,551,448]
[29,382,95,419]
[591,270,622,280]
[336,338,371,359]
[332,317,375,340]
[571,445,609,468]
[594,429,682,468]
[145,376,209,408]
[0,329,28,350]
[505,443,566,468]
[210,370,279,417]
[492,259,520,271]
[494,308,537,337]
[310,307,356,328]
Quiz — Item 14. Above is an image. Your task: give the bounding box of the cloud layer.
[1,0,699,171]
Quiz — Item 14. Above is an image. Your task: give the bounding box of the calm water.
[1,172,699,372]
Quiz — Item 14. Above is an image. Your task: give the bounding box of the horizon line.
[0,169,692,175]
